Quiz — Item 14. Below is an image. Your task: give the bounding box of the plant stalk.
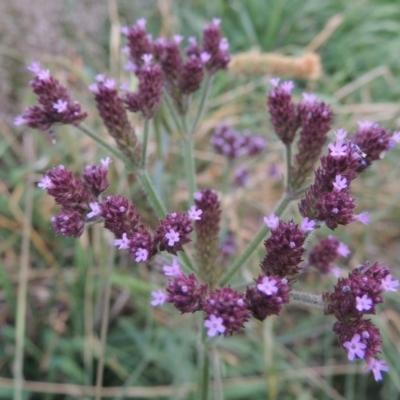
[264,317,277,400]
[77,124,137,170]
[95,241,115,400]
[180,107,197,203]
[211,343,223,400]
[197,327,210,400]
[178,251,196,273]
[285,143,292,190]
[141,119,150,167]
[290,290,324,308]
[137,169,167,218]
[78,123,199,271]
[14,133,35,400]
[162,88,184,134]
[191,74,213,135]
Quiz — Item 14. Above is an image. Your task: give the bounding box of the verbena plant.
[15,17,400,399]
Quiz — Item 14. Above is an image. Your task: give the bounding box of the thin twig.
[191,74,213,135]
[77,124,138,170]
[264,318,278,400]
[290,290,324,308]
[181,130,197,202]
[141,119,150,167]
[162,88,184,134]
[14,132,35,400]
[285,143,292,190]
[197,326,210,400]
[334,66,394,100]
[305,14,344,52]
[0,364,364,397]
[84,241,95,389]
[95,239,116,400]
[211,343,223,400]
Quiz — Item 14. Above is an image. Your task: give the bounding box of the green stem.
[84,248,95,388]
[191,74,213,135]
[285,143,292,190]
[197,327,210,400]
[178,251,196,273]
[14,133,35,400]
[290,290,324,308]
[264,318,277,399]
[184,94,192,115]
[219,194,292,286]
[162,88,184,134]
[211,343,224,400]
[137,169,167,218]
[95,242,115,400]
[141,119,150,167]
[181,110,197,202]
[200,352,210,400]
[77,124,137,170]
[293,188,307,198]
[78,124,198,271]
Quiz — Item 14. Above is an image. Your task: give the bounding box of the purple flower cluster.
[121,19,153,67]
[352,121,392,170]
[152,212,315,336]
[23,19,400,385]
[261,214,309,279]
[202,19,231,73]
[100,195,144,239]
[38,158,111,237]
[308,236,350,275]
[89,75,140,162]
[267,80,333,190]
[166,272,208,313]
[15,62,87,130]
[154,212,194,255]
[211,124,267,160]
[121,18,229,114]
[267,79,298,145]
[297,119,398,230]
[122,54,163,120]
[291,93,333,189]
[245,275,291,320]
[246,215,315,320]
[193,189,222,285]
[107,206,198,262]
[211,124,267,187]
[39,160,198,262]
[299,130,368,230]
[299,123,399,230]
[151,256,288,336]
[323,262,399,380]
[154,256,399,380]
[204,287,250,335]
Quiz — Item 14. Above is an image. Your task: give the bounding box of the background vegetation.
[1,0,400,399]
